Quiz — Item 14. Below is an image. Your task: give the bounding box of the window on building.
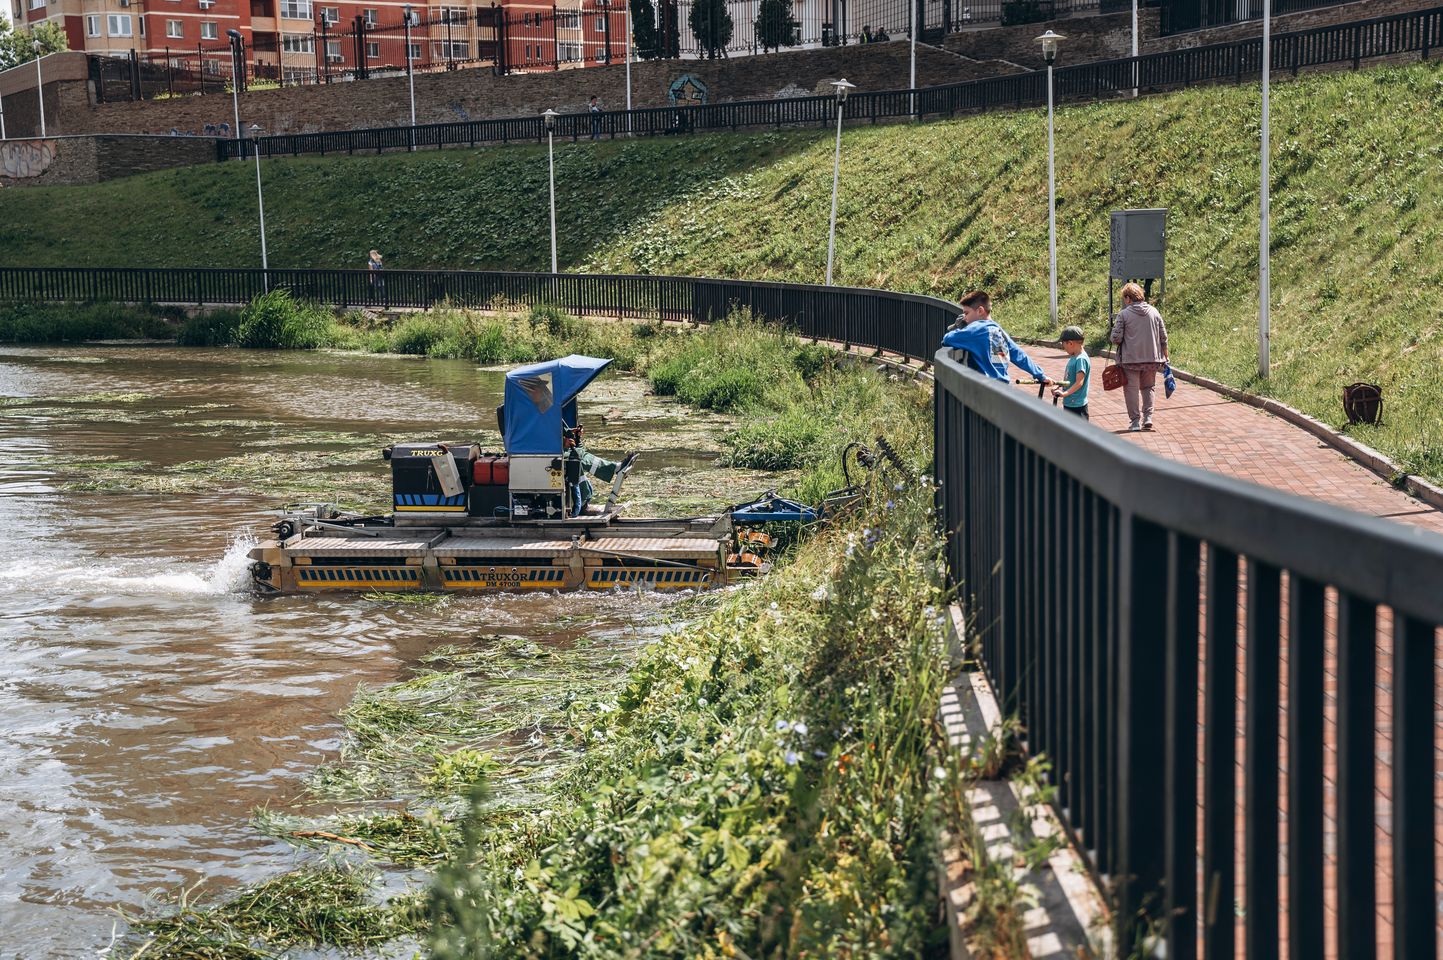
[557,11,578,28]
[366,40,379,57]
[283,32,313,52]
[280,0,312,20]
[325,39,342,60]
[165,18,183,37]
[441,6,466,23]
[27,0,43,10]
[106,14,133,36]
[595,15,604,30]
[86,14,100,35]
[522,12,531,25]
[363,8,376,25]
[558,40,579,60]
[407,41,420,60]
[139,17,145,35]
[432,40,468,58]
[320,6,338,23]
[201,21,217,38]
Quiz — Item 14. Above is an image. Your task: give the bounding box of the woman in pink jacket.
[1109,282,1169,432]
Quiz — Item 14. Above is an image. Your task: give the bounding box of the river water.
[0,344,722,958]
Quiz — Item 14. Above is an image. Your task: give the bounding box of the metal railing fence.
[213,2,1443,160]
[2,260,1441,954]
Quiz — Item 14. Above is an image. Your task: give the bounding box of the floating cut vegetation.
[122,864,427,958]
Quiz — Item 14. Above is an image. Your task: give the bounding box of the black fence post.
[1112,511,1168,949]
[129,49,141,101]
[603,1,611,63]
[321,17,331,82]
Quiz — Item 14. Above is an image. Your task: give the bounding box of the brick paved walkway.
[1020,347,1443,534]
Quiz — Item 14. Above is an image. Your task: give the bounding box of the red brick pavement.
[1021,347,1443,535]
[1017,349,1443,959]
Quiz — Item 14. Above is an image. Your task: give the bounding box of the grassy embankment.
[7,60,1440,477]
[117,319,972,959]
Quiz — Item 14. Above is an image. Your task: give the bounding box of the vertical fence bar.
[1286,576,1325,960]
[1202,545,1238,960]
[1114,512,1169,947]
[1244,560,1281,960]
[1392,612,1437,960]
[1335,591,1376,958]
[1164,531,1201,960]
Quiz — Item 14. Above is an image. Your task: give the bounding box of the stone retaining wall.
[0,135,219,187]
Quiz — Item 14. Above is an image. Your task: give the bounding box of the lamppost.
[1037,30,1065,329]
[624,0,632,134]
[33,38,46,137]
[543,108,558,274]
[909,0,916,117]
[250,123,270,290]
[226,30,244,150]
[825,78,855,286]
[403,4,417,138]
[1259,0,1272,378]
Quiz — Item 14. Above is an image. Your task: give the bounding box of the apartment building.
[9,0,624,81]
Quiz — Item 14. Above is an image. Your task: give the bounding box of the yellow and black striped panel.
[586,567,714,590]
[441,566,567,591]
[295,566,422,589]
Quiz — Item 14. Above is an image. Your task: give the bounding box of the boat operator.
[563,424,637,514]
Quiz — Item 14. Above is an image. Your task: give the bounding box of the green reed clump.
[0,301,186,342]
[431,466,951,959]
[121,865,426,958]
[232,289,343,349]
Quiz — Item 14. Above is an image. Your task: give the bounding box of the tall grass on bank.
[0,302,194,342]
[431,477,951,959]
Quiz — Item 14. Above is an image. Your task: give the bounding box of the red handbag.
[1102,356,1125,391]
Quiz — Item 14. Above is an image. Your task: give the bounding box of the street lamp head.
[830,78,856,104]
[227,28,242,39]
[542,108,558,130]
[1035,30,1065,66]
[249,123,262,137]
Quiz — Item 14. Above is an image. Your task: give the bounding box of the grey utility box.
[1109,208,1167,280]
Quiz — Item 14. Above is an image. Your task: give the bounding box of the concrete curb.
[1029,338,1443,513]
[938,604,1111,960]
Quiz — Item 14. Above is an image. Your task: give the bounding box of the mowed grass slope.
[3,60,1441,475]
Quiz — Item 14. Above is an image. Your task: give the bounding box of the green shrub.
[176,308,243,346]
[724,406,827,469]
[0,302,182,342]
[387,315,448,356]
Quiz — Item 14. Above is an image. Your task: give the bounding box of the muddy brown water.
[0,344,745,958]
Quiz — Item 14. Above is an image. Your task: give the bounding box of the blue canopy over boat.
[501,355,612,455]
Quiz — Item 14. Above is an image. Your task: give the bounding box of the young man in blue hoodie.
[941,290,1050,384]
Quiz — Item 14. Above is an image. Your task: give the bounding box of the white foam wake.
[0,536,258,597]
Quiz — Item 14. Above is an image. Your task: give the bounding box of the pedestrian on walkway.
[367,249,385,300]
[1051,325,1091,420]
[589,95,602,140]
[942,290,1051,384]
[1109,282,1169,431]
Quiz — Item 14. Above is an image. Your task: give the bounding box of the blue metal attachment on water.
[730,492,820,526]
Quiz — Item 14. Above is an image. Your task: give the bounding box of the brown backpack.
[1342,382,1383,426]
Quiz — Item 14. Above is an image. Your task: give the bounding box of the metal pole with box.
[1108,208,1167,320]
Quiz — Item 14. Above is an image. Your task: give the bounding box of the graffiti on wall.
[1,140,57,180]
[667,75,709,105]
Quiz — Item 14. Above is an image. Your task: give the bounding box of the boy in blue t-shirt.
[1051,326,1091,420]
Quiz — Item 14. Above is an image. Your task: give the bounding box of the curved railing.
[3,262,1442,957]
